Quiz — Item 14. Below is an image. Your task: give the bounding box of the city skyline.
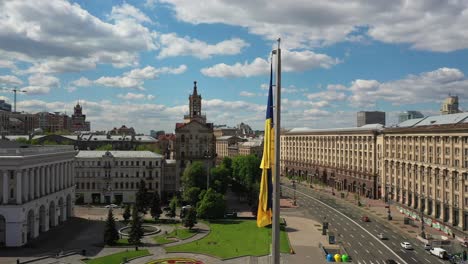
[1,1,468,134]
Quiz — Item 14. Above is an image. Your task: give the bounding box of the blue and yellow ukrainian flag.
[257,63,274,227]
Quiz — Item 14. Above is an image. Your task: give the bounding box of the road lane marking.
[378,249,383,255]
[361,234,365,238]
[392,235,397,239]
[282,185,409,264]
[370,241,374,246]
[358,242,363,246]
[392,242,396,246]
[350,234,355,238]
[424,258,430,263]
[411,257,417,262]
[354,250,358,255]
[365,249,370,254]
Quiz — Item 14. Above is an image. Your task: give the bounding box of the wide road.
[281,182,446,264]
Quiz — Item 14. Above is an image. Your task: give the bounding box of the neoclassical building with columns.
[381,114,468,231]
[0,142,76,247]
[281,112,468,233]
[281,124,382,199]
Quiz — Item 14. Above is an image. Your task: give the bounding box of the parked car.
[105,204,119,209]
[378,233,386,240]
[423,243,432,250]
[385,260,398,264]
[400,242,412,249]
[430,247,448,259]
[361,215,370,222]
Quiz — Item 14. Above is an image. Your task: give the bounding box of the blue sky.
[1,0,468,133]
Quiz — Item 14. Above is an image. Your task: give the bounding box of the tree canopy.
[135,180,149,214]
[182,161,206,190]
[197,188,226,219]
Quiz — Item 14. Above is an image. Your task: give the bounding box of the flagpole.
[272,38,281,264]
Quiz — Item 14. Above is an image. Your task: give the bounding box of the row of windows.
[385,136,468,144]
[76,170,159,178]
[76,160,160,167]
[76,181,159,190]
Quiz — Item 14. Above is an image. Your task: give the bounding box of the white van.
[430,247,448,259]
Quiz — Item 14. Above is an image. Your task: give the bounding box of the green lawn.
[84,249,150,264]
[166,220,291,259]
[152,225,198,244]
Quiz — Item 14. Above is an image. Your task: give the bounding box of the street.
[281,183,446,264]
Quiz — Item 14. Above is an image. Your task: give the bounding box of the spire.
[193,81,198,95]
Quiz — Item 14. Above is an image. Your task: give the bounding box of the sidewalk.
[285,178,462,246]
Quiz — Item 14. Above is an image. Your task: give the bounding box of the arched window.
[181,135,185,143]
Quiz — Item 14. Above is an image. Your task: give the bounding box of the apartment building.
[74,151,164,204]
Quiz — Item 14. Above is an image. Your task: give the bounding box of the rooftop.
[396,112,468,128]
[287,124,384,134]
[76,150,163,158]
[0,141,76,156]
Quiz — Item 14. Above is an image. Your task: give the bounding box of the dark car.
[361,215,370,222]
[385,259,397,264]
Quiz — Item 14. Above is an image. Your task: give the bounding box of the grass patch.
[166,220,291,259]
[84,249,150,264]
[115,238,130,246]
[152,225,198,244]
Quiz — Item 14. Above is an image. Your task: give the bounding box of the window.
[92,182,95,189]
[125,182,129,188]
[136,171,139,178]
[149,183,152,189]
[10,188,14,198]
[136,161,140,166]
[131,182,134,189]
[114,183,118,189]
[131,161,134,166]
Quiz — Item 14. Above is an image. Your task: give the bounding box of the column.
[51,164,55,193]
[432,170,437,218]
[425,167,430,215]
[22,170,29,202]
[41,167,45,196]
[47,166,51,194]
[16,170,22,204]
[459,174,464,229]
[29,169,34,200]
[71,162,75,186]
[34,168,39,198]
[2,171,8,204]
[60,163,64,189]
[448,171,454,225]
[66,162,70,187]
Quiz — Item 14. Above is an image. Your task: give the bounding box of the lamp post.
[420,194,426,239]
[386,186,392,220]
[292,179,297,206]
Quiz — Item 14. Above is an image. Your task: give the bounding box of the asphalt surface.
[281,183,448,264]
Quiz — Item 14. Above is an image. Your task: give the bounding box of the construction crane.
[0,87,27,112]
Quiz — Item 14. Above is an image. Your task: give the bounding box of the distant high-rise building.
[398,111,424,123]
[0,100,11,112]
[357,111,386,127]
[440,95,461,115]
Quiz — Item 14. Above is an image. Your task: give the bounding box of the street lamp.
[420,194,426,239]
[292,179,297,206]
[385,186,392,220]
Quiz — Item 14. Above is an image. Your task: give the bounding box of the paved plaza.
[0,200,328,264]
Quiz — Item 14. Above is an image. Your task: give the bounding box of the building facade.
[357,111,386,127]
[381,115,468,231]
[441,95,461,115]
[74,151,164,204]
[0,143,76,247]
[215,136,246,160]
[281,125,382,199]
[175,82,216,191]
[0,100,11,112]
[71,102,90,132]
[398,111,424,123]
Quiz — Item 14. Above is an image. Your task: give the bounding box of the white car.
[105,204,119,209]
[400,242,412,249]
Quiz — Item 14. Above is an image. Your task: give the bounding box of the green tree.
[96,144,113,150]
[135,179,149,214]
[221,157,233,176]
[136,144,161,154]
[231,155,262,204]
[182,186,201,206]
[197,188,226,219]
[128,207,143,245]
[150,192,162,220]
[210,165,230,194]
[166,197,178,219]
[182,208,197,230]
[15,137,30,144]
[182,161,206,190]
[103,209,119,245]
[123,204,131,223]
